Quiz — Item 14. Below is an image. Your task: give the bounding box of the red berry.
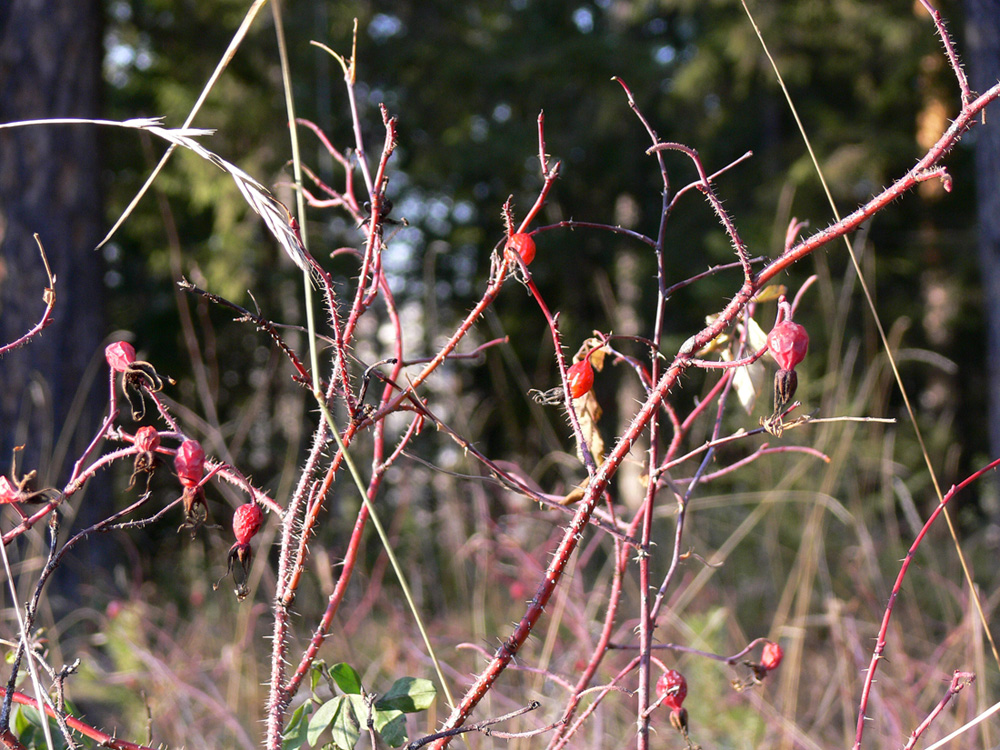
[567,358,594,399]
[134,426,160,453]
[174,439,205,488]
[232,503,263,545]
[766,320,809,372]
[761,641,783,671]
[505,233,536,265]
[656,669,687,711]
[105,341,136,373]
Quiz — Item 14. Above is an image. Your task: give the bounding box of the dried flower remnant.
[216,503,264,601]
[105,341,169,420]
[0,447,58,515]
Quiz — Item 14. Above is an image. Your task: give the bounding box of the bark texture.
[966,0,1000,483]
[0,0,106,487]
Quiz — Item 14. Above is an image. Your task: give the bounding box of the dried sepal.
[178,485,209,534]
[106,342,168,421]
[773,368,798,414]
[0,447,58,509]
[127,426,161,491]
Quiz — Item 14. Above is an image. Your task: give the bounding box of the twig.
[853,457,1000,750]
[0,236,56,357]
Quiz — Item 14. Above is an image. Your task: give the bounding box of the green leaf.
[348,694,369,725]
[310,661,327,695]
[375,677,437,713]
[308,697,344,747]
[12,705,30,735]
[329,663,363,695]
[375,709,407,747]
[283,701,314,750]
[15,705,70,750]
[329,696,361,750]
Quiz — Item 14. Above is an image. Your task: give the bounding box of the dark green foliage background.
[33,1,990,745]
[103,0,984,507]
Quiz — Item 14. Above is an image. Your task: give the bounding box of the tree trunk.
[966,0,1000,497]
[0,1,107,534]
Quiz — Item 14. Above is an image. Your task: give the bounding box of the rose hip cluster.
[105,341,265,600]
[656,645,782,741]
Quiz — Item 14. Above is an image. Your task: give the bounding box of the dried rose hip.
[134,426,160,453]
[174,439,209,532]
[105,341,136,372]
[0,477,20,505]
[232,502,263,546]
[657,669,689,736]
[0,447,57,508]
[128,426,162,491]
[105,341,167,420]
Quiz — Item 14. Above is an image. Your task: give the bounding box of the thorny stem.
[646,141,753,280]
[546,537,626,749]
[917,0,972,105]
[432,65,1000,750]
[902,671,975,750]
[758,82,1000,288]
[853,457,1000,750]
[0,688,156,750]
[2,8,994,750]
[0,236,55,357]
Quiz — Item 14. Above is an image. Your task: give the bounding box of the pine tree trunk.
[0,1,108,525]
[966,0,1000,491]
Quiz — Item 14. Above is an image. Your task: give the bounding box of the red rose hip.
[233,503,263,545]
[567,358,594,399]
[105,341,136,373]
[174,439,205,488]
[655,669,687,711]
[767,320,809,371]
[505,233,536,265]
[761,641,783,671]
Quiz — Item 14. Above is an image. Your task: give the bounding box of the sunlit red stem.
[0,687,156,750]
[853,457,1000,750]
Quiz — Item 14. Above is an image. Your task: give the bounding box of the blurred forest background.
[2,0,1000,748]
